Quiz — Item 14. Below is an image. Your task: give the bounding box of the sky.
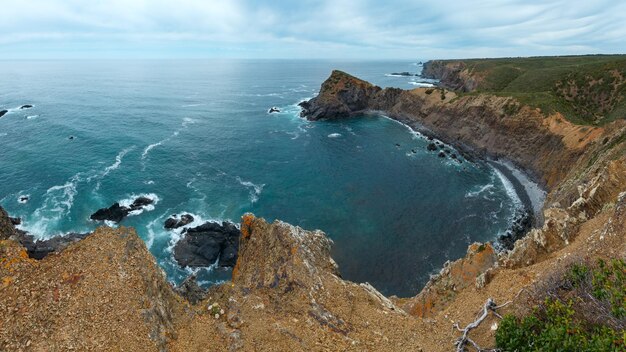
[1,0,625,59]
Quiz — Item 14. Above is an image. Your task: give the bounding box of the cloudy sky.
[1,0,625,59]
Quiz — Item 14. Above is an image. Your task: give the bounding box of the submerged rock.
[427,143,438,151]
[164,214,194,229]
[173,221,240,268]
[268,107,281,113]
[90,196,155,223]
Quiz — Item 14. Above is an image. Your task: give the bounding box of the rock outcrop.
[0,110,7,118]
[421,60,478,92]
[173,221,240,268]
[90,196,155,223]
[164,213,195,229]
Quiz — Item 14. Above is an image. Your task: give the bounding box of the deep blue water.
[0,60,521,296]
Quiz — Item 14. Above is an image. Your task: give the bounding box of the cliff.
[2,59,626,351]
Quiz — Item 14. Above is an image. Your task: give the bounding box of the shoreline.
[371,111,546,247]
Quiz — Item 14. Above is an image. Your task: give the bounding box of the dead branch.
[453,298,507,352]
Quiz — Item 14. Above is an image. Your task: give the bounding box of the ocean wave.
[236,177,264,204]
[408,82,436,87]
[465,183,496,198]
[181,103,206,107]
[493,168,523,208]
[102,147,134,178]
[328,133,342,138]
[26,115,39,120]
[19,173,82,239]
[142,118,195,161]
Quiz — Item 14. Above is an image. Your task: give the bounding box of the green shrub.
[496,299,624,351]
[496,259,626,351]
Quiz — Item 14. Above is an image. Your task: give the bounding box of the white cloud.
[0,0,624,58]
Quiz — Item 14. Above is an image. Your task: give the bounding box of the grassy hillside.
[433,55,626,125]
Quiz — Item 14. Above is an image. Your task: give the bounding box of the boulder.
[164,214,195,229]
[426,143,438,151]
[90,197,155,223]
[20,105,33,109]
[438,151,446,158]
[268,107,281,113]
[173,221,240,268]
[0,110,7,118]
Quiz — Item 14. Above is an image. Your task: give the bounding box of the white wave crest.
[236,177,264,204]
[465,184,496,198]
[328,133,342,138]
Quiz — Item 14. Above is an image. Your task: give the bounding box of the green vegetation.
[496,258,626,351]
[441,55,626,125]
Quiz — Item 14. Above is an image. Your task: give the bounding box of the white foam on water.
[236,177,264,204]
[118,193,160,217]
[144,180,155,185]
[17,194,30,204]
[142,118,196,161]
[465,183,496,198]
[19,173,82,239]
[26,115,39,120]
[102,147,134,178]
[0,133,7,137]
[181,103,205,107]
[328,133,342,138]
[493,168,523,209]
[408,82,436,87]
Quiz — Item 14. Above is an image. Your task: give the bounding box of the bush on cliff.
[495,258,626,351]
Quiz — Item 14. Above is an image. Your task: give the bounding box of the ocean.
[0,59,522,297]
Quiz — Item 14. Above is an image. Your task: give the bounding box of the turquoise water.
[0,60,520,296]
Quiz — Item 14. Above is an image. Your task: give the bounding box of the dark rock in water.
[438,151,446,158]
[131,196,153,209]
[90,202,128,223]
[68,136,74,140]
[18,232,90,260]
[498,209,533,250]
[427,143,438,151]
[390,72,415,76]
[18,196,29,203]
[444,149,451,154]
[1,205,89,259]
[427,136,434,141]
[450,153,458,159]
[0,110,7,118]
[268,107,281,113]
[20,105,33,109]
[175,274,208,304]
[164,213,195,229]
[439,144,445,149]
[173,221,240,268]
[395,143,401,147]
[90,196,155,223]
[412,149,417,154]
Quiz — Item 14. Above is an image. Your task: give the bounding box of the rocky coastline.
[1,61,625,351]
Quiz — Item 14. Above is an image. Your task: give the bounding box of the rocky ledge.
[172,220,240,268]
